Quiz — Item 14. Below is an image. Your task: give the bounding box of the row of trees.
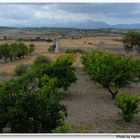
[0,42,35,63]
[0,54,77,133]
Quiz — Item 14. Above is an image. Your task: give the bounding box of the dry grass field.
[60,36,123,48]
[0,36,124,75]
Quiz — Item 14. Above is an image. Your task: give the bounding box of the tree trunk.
[107,86,118,99]
[10,57,12,62]
[4,58,7,63]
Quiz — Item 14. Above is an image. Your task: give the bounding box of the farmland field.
[0,28,140,133]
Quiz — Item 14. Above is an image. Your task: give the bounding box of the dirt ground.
[63,68,140,133]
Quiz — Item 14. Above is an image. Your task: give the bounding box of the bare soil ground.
[64,68,140,133]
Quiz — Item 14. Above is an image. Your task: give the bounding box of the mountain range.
[1,20,140,29]
[57,20,140,29]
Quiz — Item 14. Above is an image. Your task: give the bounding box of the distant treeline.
[0,43,36,63]
[17,37,53,42]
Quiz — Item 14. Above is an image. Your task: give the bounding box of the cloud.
[33,5,93,23]
[0,3,140,27]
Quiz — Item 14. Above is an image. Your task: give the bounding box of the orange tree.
[82,50,140,99]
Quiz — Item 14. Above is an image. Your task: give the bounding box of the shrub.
[57,53,76,64]
[51,124,71,133]
[82,50,140,99]
[66,48,85,54]
[48,44,56,52]
[46,39,53,42]
[33,55,52,67]
[14,64,30,76]
[115,92,140,122]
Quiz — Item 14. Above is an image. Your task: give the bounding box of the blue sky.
[0,3,140,27]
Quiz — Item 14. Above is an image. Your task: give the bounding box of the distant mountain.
[1,20,140,29]
[111,23,140,29]
[64,20,110,29]
[57,20,140,29]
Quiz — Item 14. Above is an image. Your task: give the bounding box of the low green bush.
[115,92,140,122]
[51,124,71,133]
[14,64,30,76]
[33,55,52,67]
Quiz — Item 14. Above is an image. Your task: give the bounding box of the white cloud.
[33,5,93,23]
[0,4,139,27]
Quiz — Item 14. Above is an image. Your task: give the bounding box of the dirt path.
[63,68,140,133]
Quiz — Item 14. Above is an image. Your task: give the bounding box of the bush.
[33,55,52,67]
[48,44,56,52]
[15,64,30,76]
[46,39,53,42]
[66,48,85,54]
[82,50,140,99]
[115,92,140,122]
[57,53,76,64]
[51,124,71,133]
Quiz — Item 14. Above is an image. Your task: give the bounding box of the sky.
[0,3,140,27]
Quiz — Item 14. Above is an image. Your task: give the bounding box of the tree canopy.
[82,50,140,99]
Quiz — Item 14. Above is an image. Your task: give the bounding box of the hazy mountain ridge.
[1,21,140,29]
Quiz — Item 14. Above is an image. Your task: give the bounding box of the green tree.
[17,42,28,59]
[0,44,10,63]
[82,50,140,99]
[0,77,67,133]
[123,31,140,53]
[28,43,36,56]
